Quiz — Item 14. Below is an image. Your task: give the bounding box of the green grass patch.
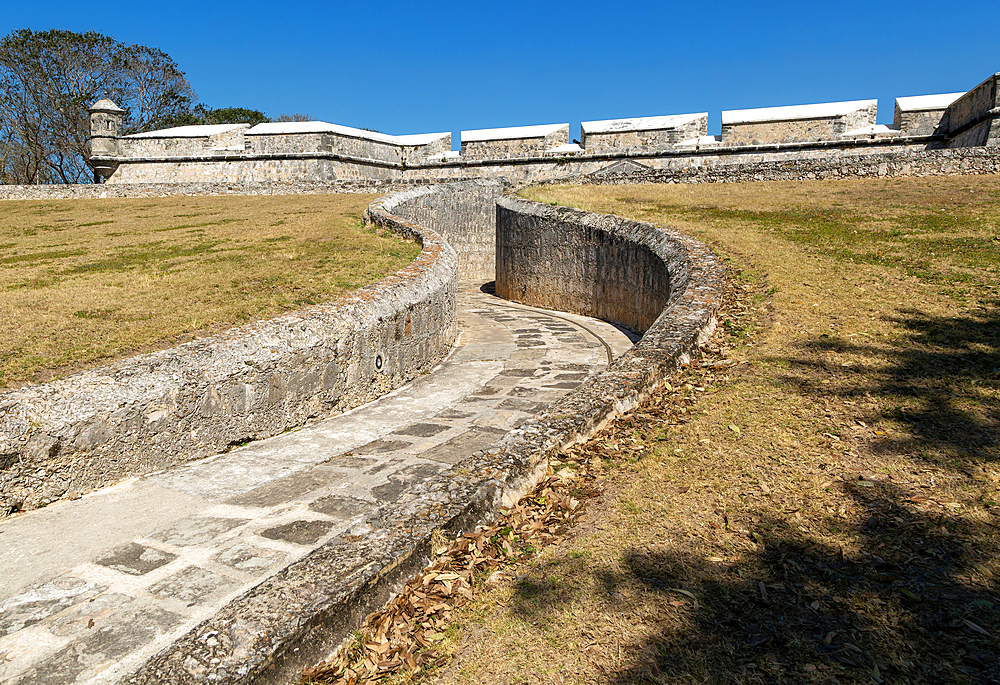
[0,193,418,389]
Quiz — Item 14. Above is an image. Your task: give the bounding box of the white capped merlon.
[580,113,706,134]
[461,123,567,142]
[894,93,965,112]
[246,122,449,145]
[721,100,877,125]
[127,123,249,138]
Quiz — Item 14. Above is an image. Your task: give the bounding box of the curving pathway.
[0,282,635,685]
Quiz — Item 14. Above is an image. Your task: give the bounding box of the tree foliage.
[160,104,269,128]
[0,29,195,184]
[272,113,314,123]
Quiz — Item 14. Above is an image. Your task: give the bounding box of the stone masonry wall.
[942,72,999,146]
[583,115,708,152]
[248,132,403,165]
[0,179,412,201]
[565,146,1000,186]
[0,201,458,513]
[896,108,947,136]
[496,199,675,335]
[109,157,402,183]
[379,179,511,281]
[8,147,1000,201]
[461,126,569,160]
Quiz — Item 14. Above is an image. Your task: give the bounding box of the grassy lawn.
[0,193,419,390]
[304,175,1000,684]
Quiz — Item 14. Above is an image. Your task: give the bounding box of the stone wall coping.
[722,99,877,125]
[246,121,449,147]
[394,132,452,146]
[580,112,706,134]
[127,123,250,139]
[461,123,567,142]
[895,92,965,112]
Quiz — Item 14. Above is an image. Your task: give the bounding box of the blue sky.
[4,1,999,147]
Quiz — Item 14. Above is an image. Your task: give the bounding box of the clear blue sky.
[4,0,999,147]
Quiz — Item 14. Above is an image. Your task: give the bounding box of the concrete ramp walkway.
[0,283,635,685]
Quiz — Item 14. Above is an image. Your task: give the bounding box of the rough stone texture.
[496,202,672,334]
[581,114,708,152]
[120,127,250,158]
[894,107,947,136]
[108,157,403,183]
[117,188,724,685]
[375,179,512,281]
[0,200,459,514]
[246,131,401,165]
[722,101,877,146]
[0,180,411,201]
[460,126,569,160]
[560,146,1000,186]
[942,72,1000,148]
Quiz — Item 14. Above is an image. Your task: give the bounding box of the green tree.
[158,105,270,129]
[0,29,195,184]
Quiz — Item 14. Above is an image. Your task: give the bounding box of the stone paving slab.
[0,283,635,685]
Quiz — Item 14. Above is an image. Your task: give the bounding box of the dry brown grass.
[0,193,419,390]
[303,175,1000,685]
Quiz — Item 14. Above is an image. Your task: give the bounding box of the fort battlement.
[87,71,1000,185]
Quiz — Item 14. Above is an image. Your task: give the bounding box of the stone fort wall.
[84,71,1000,186]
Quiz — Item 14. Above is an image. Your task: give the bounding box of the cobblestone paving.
[0,283,635,685]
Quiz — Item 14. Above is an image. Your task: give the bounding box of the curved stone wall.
[0,205,458,514]
[375,178,511,281]
[120,186,726,685]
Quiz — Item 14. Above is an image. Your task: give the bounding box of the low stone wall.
[561,146,1000,185]
[0,179,412,200]
[123,187,725,685]
[0,202,458,514]
[377,179,511,281]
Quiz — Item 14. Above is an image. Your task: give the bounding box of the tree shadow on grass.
[603,478,1000,684]
[507,478,1000,683]
[501,301,999,683]
[782,299,999,464]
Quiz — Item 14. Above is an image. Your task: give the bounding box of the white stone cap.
[247,121,397,143]
[246,121,448,147]
[841,124,901,137]
[722,99,877,125]
[128,124,250,138]
[394,132,450,146]
[545,143,585,154]
[676,134,723,147]
[581,112,706,134]
[895,93,964,112]
[442,150,461,159]
[462,123,567,142]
